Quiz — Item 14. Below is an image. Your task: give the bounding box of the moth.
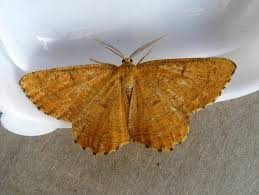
[20,37,236,155]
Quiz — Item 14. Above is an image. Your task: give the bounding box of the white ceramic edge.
[0,41,71,136]
[217,35,259,101]
[0,36,258,136]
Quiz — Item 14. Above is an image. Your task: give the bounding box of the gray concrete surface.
[0,92,258,195]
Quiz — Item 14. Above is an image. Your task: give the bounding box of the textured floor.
[0,92,258,195]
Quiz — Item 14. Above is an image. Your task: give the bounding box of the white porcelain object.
[0,0,258,136]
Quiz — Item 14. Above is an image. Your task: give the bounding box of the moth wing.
[128,58,236,150]
[72,73,130,154]
[20,64,130,154]
[128,77,189,151]
[137,58,236,112]
[20,64,116,122]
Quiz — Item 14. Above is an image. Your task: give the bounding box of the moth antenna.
[89,58,107,64]
[94,39,125,59]
[130,36,166,59]
[137,47,153,64]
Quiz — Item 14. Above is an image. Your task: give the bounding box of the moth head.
[93,36,165,65]
[122,58,133,63]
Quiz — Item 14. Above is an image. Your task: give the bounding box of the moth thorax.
[123,75,131,99]
[123,67,135,101]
